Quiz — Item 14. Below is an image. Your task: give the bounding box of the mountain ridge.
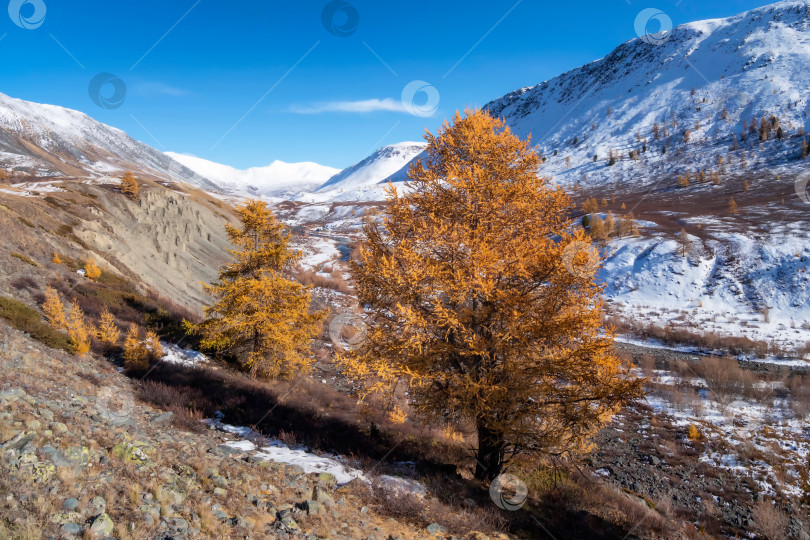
[0,91,219,190]
[484,0,810,187]
[165,152,340,198]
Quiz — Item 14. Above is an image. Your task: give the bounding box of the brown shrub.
[606,315,779,357]
[693,356,755,402]
[752,500,788,540]
[788,374,810,418]
[294,268,352,294]
[638,353,656,373]
[10,276,38,292]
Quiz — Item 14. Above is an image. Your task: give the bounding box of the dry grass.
[752,499,789,540]
[0,296,73,352]
[9,252,38,267]
[293,268,352,294]
[607,315,788,357]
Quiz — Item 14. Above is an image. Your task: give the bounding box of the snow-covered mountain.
[3,0,810,203]
[0,89,341,197]
[486,0,810,186]
[0,91,218,190]
[165,152,339,198]
[302,1,810,201]
[304,142,426,201]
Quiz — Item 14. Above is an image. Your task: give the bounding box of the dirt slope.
[0,177,235,314]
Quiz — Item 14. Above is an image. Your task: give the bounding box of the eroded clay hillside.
[0,177,235,313]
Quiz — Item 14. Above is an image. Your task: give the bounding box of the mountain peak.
[165,152,340,196]
[314,142,426,196]
[485,0,810,187]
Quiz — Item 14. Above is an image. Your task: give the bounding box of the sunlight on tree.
[338,109,643,480]
[188,200,324,379]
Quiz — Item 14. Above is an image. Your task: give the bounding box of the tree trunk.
[474,419,506,481]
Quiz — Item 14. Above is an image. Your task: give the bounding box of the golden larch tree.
[84,260,102,280]
[121,172,139,200]
[42,287,67,330]
[123,324,149,371]
[66,299,92,356]
[96,306,120,350]
[145,330,163,362]
[52,253,62,265]
[605,211,616,234]
[339,109,643,480]
[189,200,323,379]
[618,213,640,237]
[590,216,609,244]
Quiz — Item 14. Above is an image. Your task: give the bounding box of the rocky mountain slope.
[0,322,448,540]
[0,92,220,190]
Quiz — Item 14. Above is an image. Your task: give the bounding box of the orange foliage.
[189,200,324,379]
[338,109,643,480]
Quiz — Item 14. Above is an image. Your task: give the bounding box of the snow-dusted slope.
[165,152,339,197]
[0,88,338,197]
[0,91,218,189]
[486,0,810,185]
[600,221,810,352]
[309,142,426,201]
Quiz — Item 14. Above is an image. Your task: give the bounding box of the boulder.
[87,513,114,537]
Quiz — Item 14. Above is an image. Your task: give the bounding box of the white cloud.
[132,82,189,97]
[289,98,407,114]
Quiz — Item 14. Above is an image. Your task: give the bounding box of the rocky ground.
[0,321,487,540]
[589,406,806,538]
[586,343,810,539]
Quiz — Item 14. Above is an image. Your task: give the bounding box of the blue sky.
[1,0,770,169]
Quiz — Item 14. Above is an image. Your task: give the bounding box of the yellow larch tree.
[121,172,139,200]
[96,306,120,350]
[145,330,163,362]
[84,260,102,280]
[189,200,324,379]
[123,324,149,371]
[338,109,643,481]
[52,253,62,265]
[42,287,67,330]
[66,299,92,356]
